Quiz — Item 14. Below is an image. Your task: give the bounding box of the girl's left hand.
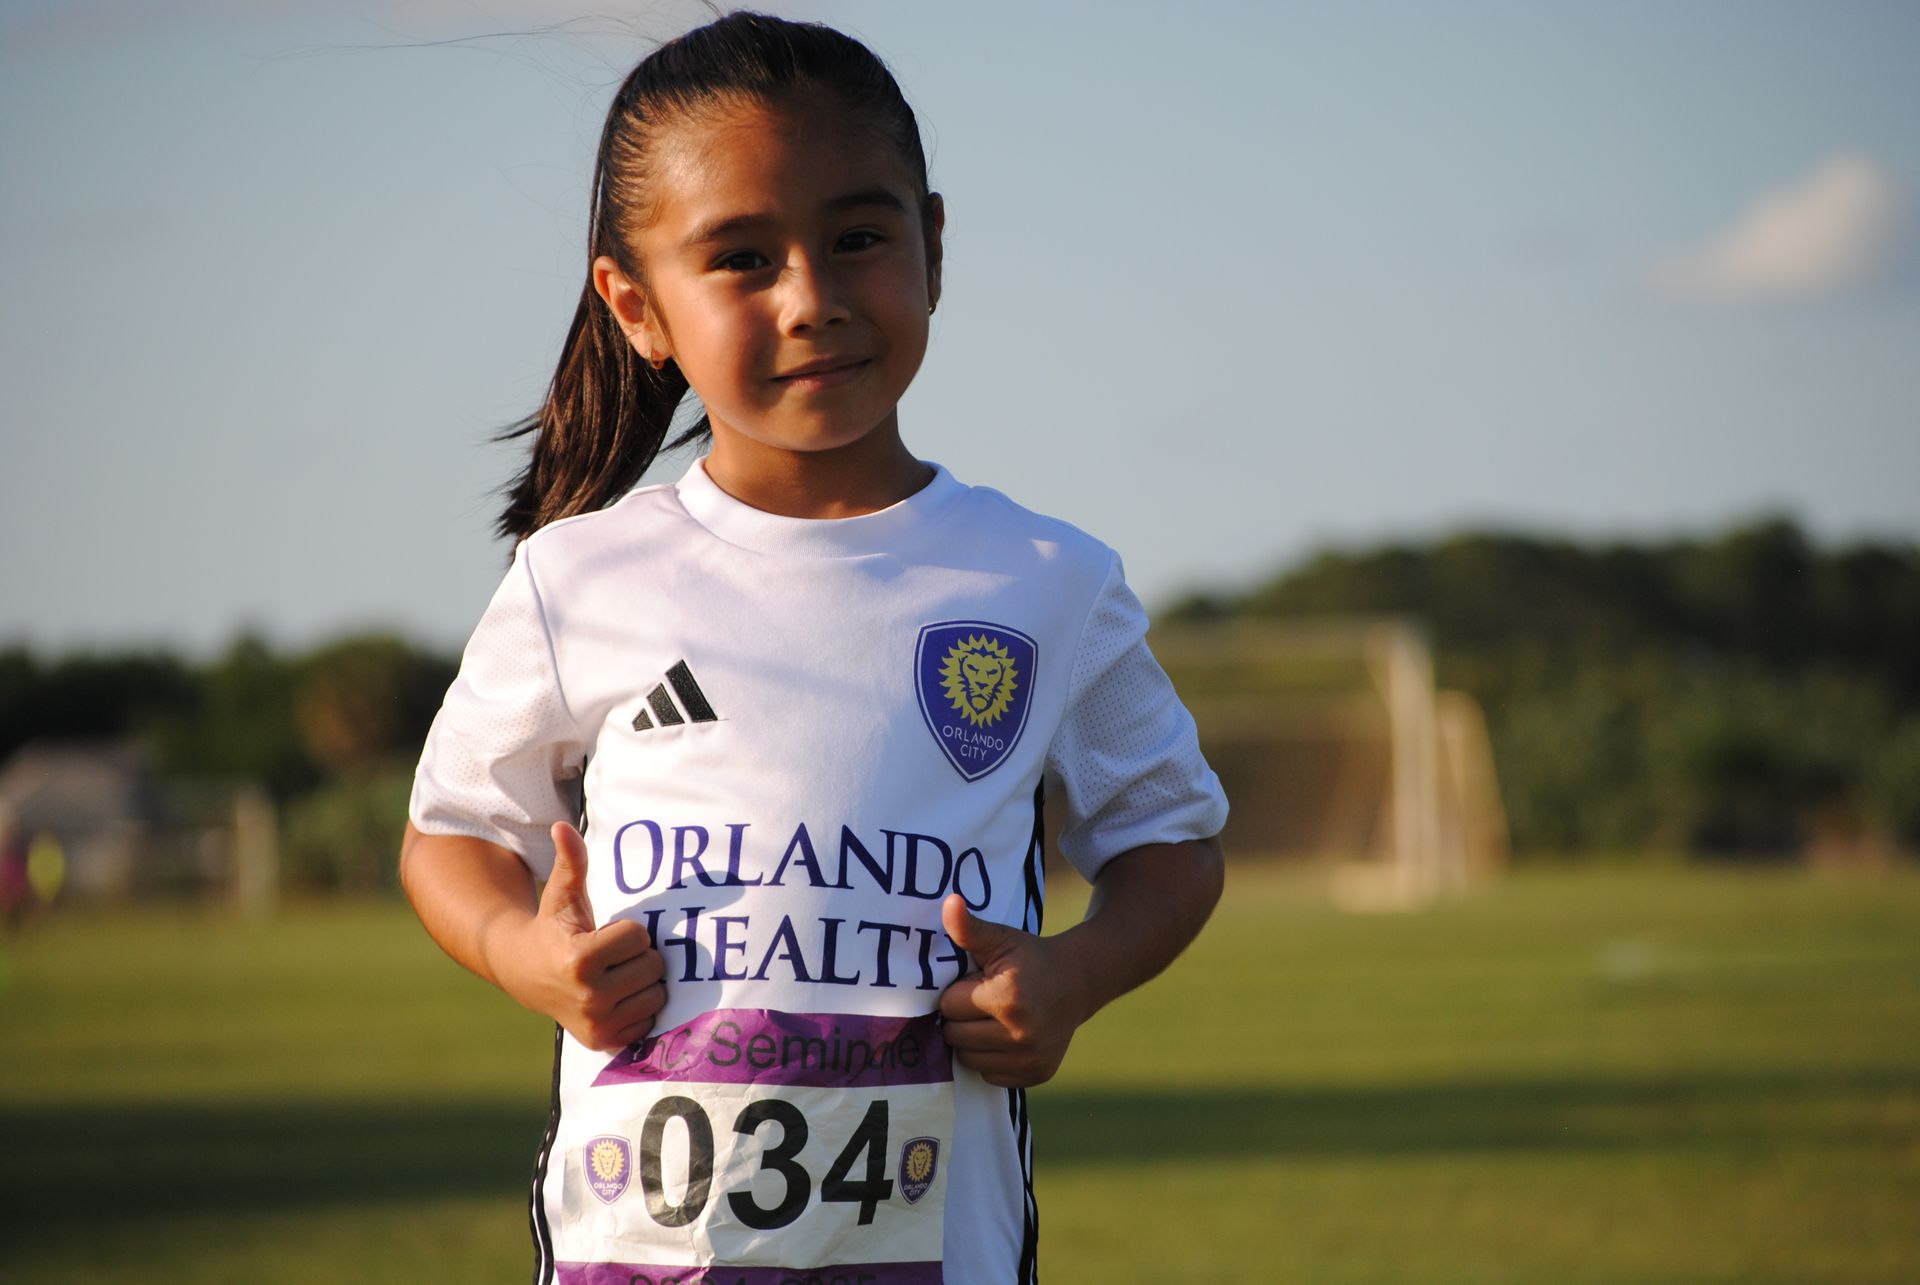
[936,894,1093,1088]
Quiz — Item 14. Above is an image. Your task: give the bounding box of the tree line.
[4,514,1916,881]
[0,634,454,891]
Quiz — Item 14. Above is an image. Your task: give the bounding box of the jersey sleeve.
[408,540,586,880]
[1045,551,1228,880]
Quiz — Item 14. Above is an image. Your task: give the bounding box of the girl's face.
[605,98,942,475]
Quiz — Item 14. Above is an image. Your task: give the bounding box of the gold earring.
[626,325,666,371]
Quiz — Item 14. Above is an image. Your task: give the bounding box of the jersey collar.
[673,454,966,558]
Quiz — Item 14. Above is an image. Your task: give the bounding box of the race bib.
[552,1009,953,1284]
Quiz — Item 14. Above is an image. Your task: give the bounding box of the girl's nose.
[778,256,850,333]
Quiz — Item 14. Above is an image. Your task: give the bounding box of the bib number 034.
[640,1095,894,1230]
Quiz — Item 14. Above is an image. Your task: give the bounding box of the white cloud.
[1651,151,1905,305]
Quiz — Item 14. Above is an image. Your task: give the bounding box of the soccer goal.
[1148,616,1507,908]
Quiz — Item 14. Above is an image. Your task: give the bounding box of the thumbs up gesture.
[937,893,1095,1088]
[494,821,666,1052]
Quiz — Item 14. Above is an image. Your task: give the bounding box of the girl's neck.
[700,421,934,520]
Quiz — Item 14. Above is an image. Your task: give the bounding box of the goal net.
[1147,616,1508,908]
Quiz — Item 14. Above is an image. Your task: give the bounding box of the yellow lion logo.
[941,635,1018,727]
[589,1139,626,1183]
[905,1140,936,1183]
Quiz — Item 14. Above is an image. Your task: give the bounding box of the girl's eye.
[837,230,884,253]
[715,250,769,273]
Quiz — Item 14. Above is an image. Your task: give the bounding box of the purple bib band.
[593,1009,953,1090]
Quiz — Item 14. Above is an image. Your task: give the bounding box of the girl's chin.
[707,413,905,459]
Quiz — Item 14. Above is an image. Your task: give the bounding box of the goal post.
[1148,616,1507,908]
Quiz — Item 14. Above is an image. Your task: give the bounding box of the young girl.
[403,12,1227,1284]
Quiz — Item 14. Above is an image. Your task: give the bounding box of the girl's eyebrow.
[679,187,908,252]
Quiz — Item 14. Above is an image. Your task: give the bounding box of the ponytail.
[491,276,702,545]
[492,10,929,544]
[491,53,711,547]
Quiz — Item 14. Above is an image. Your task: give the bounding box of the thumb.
[539,821,595,931]
[942,893,1020,968]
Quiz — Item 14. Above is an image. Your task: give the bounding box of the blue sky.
[3,0,1916,658]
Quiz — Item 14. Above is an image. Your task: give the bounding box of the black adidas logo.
[632,660,719,731]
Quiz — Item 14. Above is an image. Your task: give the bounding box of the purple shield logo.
[915,621,1038,781]
[583,1135,631,1205]
[899,1136,940,1204]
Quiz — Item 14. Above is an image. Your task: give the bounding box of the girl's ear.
[591,254,671,365]
[923,193,946,313]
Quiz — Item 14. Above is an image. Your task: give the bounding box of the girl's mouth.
[773,358,870,389]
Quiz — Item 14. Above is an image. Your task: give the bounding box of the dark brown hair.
[493,10,934,543]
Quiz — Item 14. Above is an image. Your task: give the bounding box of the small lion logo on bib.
[898,1136,940,1205]
[584,1135,631,1205]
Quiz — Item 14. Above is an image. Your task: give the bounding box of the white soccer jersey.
[411,457,1228,1285]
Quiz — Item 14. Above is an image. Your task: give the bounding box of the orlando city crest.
[899,1136,941,1204]
[583,1135,631,1205]
[915,620,1038,781]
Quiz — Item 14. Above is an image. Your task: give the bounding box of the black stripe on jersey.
[631,706,654,731]
[1009,781,1044,1281]
[645,683,685,727]
[528,1023,564,1285]
[665,659,719,722]
[1008,1084,1039,1284]
[1022,780,1046,935]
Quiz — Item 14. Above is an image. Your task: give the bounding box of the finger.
[952,1047,1029,1077]
[610,1013,659,1048]
[941,894,1021,967]
[940,1015,1014,1052]
[573,1022,633,1054]
[575,989,665,1053]
[938,975,991,1022]
[585,916,653,966]
[956,1050,1052,1089]
[601,950,665,999]
[612,981,667,1021]
[540,821,594,930]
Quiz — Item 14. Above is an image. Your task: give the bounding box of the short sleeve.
[1045,551,1228,880]
[408,541,586,880]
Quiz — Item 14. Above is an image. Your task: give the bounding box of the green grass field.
[3,863,1917,1283]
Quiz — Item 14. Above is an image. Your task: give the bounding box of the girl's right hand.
[490,821,667,1052]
